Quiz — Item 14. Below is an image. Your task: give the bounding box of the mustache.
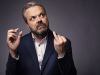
[36,22,47,28]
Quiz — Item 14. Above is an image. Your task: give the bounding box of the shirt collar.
[31,33,47,45]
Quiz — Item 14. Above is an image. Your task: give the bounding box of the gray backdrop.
[0,0,100,75]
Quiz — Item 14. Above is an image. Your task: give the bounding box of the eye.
[30,16,36,21]
[32,16,36,19]
[40,13,45,17]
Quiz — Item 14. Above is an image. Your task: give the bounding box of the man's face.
[24,6,49,35]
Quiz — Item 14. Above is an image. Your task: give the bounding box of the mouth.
[37,23,47,30]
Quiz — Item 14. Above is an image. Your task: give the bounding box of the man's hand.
[7,28,22,57]
[53,31,67,58]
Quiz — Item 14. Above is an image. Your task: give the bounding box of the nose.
[36,16,42,23]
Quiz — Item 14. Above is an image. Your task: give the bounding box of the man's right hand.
[7,28,22,58]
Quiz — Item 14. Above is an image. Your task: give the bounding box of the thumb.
[17,31,23,40]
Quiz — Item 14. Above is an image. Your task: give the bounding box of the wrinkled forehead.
[24,6,46,18]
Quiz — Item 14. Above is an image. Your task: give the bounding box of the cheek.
[27,21,36,29]
[42,18,49,25]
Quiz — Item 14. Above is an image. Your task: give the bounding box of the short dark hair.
[22,1,46,23]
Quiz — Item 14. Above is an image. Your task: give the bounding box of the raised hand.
[53,31,67,57]
[7,28,22,57]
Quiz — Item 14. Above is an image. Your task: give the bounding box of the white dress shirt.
[32,34,47,69]
[32,33,65,70]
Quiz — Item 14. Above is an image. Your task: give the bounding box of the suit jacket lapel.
[25,30,55,73]
[41,30,55,71]
[25,33,41,73]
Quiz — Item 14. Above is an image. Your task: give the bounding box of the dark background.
[0,0,100,75]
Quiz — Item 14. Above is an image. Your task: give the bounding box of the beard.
[30,23,49,38]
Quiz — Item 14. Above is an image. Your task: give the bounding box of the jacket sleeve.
[57,39,77,75]
[6,54,18,75]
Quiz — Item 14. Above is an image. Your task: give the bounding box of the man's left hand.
[53,31,67,58]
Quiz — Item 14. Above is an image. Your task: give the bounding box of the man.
[6,1,77,75]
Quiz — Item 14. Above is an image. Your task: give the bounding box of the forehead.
[24,6,45,18]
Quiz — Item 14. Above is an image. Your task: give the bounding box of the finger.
[53,31,57,37]
[8,32,15,38]
[7,34,17,43]
[8,28,19,33]
[8,32,17,36]
[7,29,20,43]
[8,34,17,39]
[17,31,23,39]
[14,31,22,44]
[7,28,22,39]
[7,32,17,40]
[53,31,59,40]
[57,35,63,42]
[60,36,67,43]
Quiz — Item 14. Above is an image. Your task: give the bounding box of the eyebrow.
[31,12,45,18]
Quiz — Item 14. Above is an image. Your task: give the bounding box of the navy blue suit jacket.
[6,30,77,75]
